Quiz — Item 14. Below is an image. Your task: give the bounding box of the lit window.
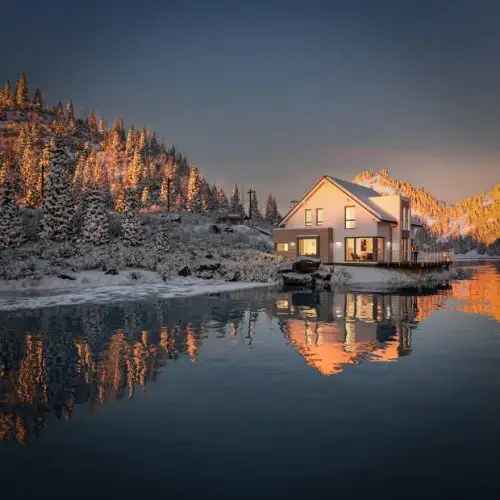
[304,209,313,226]
[276,299,289,310]
[345,206,356,229]
[316,208,324,225]
[298,237,318,256]
[276,242,289,252]
[345,237,384,262]
[346,237,356,261]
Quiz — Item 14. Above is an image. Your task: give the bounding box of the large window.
[316,208,324,225]
[298,237,318,257]
[304,209,313,226]
[345,237,384,262]
[345,206,356,229]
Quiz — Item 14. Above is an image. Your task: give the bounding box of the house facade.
[273,176,420,264]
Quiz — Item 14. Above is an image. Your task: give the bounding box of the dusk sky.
[3,0,500,210]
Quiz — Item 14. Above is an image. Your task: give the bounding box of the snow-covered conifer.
[32,88,43,110]
[127,149,143,188]
[0,176,24,249]
[216,186,229,211]
[186,166,203,212]
[82,188,110,245]
[265,194,281,225]
[230,184,244,215]
[20,136,41,207]
[40,138,75,241]
[121,188,143,246]
[14,72,29,108]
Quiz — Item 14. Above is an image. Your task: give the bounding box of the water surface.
[1,263,499,499]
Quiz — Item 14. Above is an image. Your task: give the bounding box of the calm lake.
[1,263,499,499]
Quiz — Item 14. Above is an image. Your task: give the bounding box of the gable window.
[316,208,324,225]
[304,209,313,226]
[345,206,356,229]
[298,237,319,257]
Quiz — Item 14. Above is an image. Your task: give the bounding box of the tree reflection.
[1,274,487,446]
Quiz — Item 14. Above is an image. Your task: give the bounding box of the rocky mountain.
[354,169,500,254]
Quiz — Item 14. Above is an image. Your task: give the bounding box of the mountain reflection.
[1,266,497,446]
[450,263,500,322]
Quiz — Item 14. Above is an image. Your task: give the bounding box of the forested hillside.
[354,169,500,254]
[0,73,281,224]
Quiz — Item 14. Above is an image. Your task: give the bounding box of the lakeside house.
[273,176,423,264]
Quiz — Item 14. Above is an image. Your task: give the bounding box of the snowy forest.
[0,73,282,247]
[0,73,282,282]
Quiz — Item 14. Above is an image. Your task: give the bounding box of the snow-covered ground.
[455,250,500,261]
[0,269,273,311]
[331,265,454,291]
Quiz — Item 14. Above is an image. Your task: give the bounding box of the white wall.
[284,179,383,262]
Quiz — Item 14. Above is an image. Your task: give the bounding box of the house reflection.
[274,290,441,376]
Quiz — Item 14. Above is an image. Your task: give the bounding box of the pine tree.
[230,184,244,215]
[125,127,136,159]
[249,189,262,221]
[15,72,29,108]
[0,81,14,108]
[114,183,126,213]
[265,194,281,225]
[20,136,41,207]
[40,138,75,242]
[186,167,203,212]
[32,88,43,110]
[82,188,110,245]
[66,100,76,128]
[38,141,52,203]
[121,189,143,246]
[127,149,143,188]
[0,176,24,249]
[159,177,172,209]
[216,186,229,211]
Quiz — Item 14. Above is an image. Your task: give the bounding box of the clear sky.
[2,0,500,210]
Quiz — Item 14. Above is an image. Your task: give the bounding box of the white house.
[273,175,422,264]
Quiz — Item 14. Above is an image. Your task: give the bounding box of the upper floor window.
[316,208,324,225]
[305,209,313,226]
[345,206,356,229]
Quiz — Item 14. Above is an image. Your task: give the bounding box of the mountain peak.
[353,169,499,249]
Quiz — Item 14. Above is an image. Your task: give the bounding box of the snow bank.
[331,265,453,291]
[0,269,273,311]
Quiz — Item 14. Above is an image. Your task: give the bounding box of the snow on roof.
[329,177,380,199]
[327,176,397,223]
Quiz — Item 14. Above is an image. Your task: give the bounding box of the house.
[273,175,422,264]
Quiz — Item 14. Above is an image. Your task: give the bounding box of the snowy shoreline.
[0,269,274,311]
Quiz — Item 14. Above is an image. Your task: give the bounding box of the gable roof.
[280,175,398,225]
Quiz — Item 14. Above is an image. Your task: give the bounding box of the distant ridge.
[354,169,500,254]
